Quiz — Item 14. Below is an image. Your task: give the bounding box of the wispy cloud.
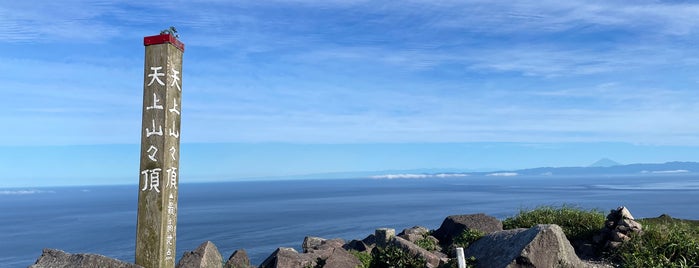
[1,1,698,147]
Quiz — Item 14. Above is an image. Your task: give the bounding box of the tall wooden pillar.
[136,33,184,268]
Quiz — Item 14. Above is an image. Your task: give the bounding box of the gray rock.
[225,249,252,268]
[399,226,430,237]
[343,239,370,252]
[320,248,363,268]
[391,237,447,268]
[259,247,313,268]
[176,241,223,268]
[618,206,635,220]
[362,234,376,247]
[30,248,142,268]
[611,231,630,242]
[433,213,503,245]
[399,233,424,243]
[302,236,326,253]
[465,224,587,268]
[375,228,395,248]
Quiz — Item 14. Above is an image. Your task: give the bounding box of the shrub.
[452,229,485,249]
[502,204,605,241]
[370,244,425,268]
[415,236,439,251]
[349,250,372,268]
[611,220,699,267]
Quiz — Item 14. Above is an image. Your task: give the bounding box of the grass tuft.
[502,204,605,241]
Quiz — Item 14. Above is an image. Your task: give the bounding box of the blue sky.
[2,1,699,187]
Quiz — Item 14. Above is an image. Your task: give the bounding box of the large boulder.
[391,237,447,268]
[465,224,587,268]
[224,249,252,268]
[318,247,363,268]
[398,226,431,244]
[30,248,142,268]
[303,236,326,253]
[259,248,314,268]
[433,213,503,245]
[176,241,223,268]
[343,239,371,252]
[304,238,361,268]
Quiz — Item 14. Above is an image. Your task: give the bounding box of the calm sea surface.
[2,175,698,267]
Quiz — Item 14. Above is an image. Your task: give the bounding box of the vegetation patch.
[415,236,439,252]
[452,228,485,249]
[349,250,372,268]
[503,204,605,241]
[611,216,699,267]
[370,244,425,268]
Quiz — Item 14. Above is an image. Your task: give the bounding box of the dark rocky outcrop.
[433,213,503,246]
[465,224,586,268]
[176,241,223,268]
[225,249,252,268]
[30,248,142,268]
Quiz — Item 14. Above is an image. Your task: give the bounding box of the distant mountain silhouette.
[589,158,621,167]
[482,161,699,177]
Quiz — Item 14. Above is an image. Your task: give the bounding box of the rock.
[391,237,446,268]
[259,247,313,268]
[305,238,346,261]
[620,219,642,231]
[362,234,376,246]
[30,248,142,268]
[618,206,635,220]
[399,226,430,236]
[611,231,630,242]
[177,241,223,268]
[465,224,587,268]
[597,207,643,250]
[605,241,622,250]
[432,213,503,245]
[225,249,252,268]
[343,239,370,252]
[399,233,424,243]
[301,238,361,268]
[303,236,326,253]
[375,228,396,248]
[321,248,363,268]
[320,238,346,250]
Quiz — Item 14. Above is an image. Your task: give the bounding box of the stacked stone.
[594,206,643,249]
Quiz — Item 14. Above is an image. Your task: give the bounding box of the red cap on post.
[144,34,185,52]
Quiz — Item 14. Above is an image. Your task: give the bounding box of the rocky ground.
[31,208,648,268]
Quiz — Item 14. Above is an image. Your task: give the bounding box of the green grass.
[501,205,699,267]
[502,204,605,241]
[611,216,699,268]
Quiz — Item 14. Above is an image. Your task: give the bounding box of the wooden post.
[136,32,184,268]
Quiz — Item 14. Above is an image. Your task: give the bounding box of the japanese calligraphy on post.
[136,32,184,268]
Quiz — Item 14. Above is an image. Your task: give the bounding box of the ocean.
[2,175,698,267]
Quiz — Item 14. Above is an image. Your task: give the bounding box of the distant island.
[369,161,699,179]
